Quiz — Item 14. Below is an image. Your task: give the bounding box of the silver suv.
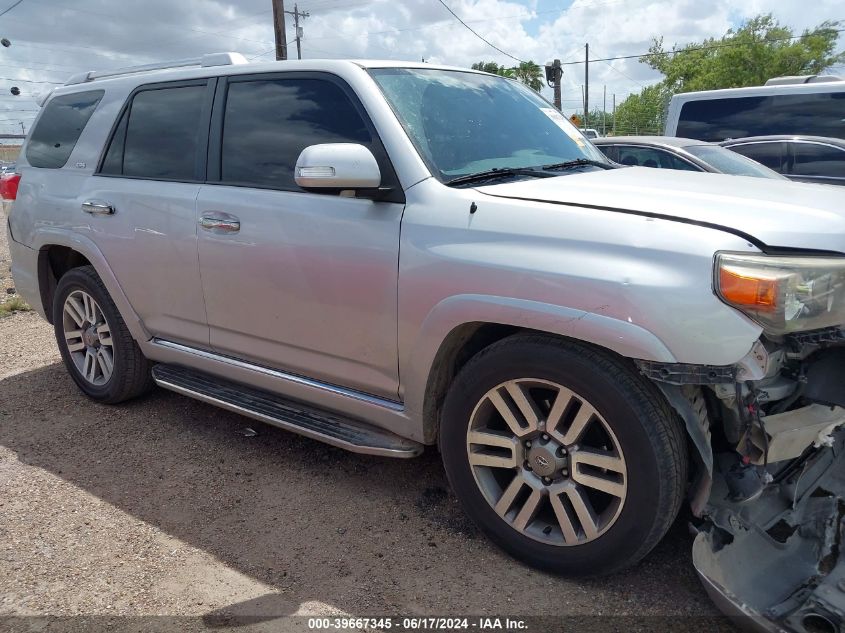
[7,54,845,629]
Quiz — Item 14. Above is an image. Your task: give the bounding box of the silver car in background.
[593,136,786,178]
[721,135,845,187]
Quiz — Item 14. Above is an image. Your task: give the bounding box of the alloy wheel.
[466,378,627,546]
[62,289,115,386]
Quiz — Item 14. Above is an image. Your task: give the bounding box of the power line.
[435,0,524,63]
[560,27,845,66]
[589,45,647,88]
[0,76,60,84]
[0,0,25,18]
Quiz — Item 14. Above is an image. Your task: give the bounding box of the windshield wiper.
[445,167,552,187]
[541,158,615,171]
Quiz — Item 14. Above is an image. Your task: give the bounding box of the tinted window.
[792,142,845,178]
[684,144,784,179]
[100,108,127,175]
[101,84,206,180]
[596,145,617,161]
[26,90,103,168]
[615,146,699,171]
[221,78,372,189]
[677,91,845,141]
[727,142,784,171]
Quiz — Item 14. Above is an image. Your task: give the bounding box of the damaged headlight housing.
[715,253,845,335]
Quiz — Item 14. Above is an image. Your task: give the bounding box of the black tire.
[439,333,688,577]
[53,265,154,404]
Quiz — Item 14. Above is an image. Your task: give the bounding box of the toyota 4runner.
[7,53,845,632]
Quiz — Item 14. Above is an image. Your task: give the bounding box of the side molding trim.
[150,338,405,412]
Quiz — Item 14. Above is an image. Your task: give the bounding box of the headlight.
[715,253,845,335]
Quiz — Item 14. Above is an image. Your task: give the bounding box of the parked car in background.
[581,128,600,139]
[664,75,845,141]
[593,136,785,179]
[721,135,845,187]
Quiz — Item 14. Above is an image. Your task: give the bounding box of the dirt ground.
[0,217,732,632]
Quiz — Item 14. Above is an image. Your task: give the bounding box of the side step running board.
[151,364,423,458]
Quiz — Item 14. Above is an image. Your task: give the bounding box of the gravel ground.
[0,218,732,632]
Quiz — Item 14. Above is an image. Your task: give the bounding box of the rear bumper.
[6,221,44,319]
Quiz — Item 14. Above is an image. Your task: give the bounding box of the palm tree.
[511,61,543,92]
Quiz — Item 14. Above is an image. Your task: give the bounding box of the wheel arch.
[37,245,91,324]
[32,231,150,342]
[405,294,679,444]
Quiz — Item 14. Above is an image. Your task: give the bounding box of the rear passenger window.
[26,90,104,169]
[728,142,784,171]
[792,143,845,178]
[221,78,372,189]
[100,84,206,180]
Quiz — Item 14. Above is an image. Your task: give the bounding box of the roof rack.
[65,51,249,86]
[765,74,843,86]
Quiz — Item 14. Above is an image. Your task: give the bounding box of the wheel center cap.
[528,444,564,477]
[82,326,99,348]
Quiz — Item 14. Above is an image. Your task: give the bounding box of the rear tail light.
[0,172,20,200]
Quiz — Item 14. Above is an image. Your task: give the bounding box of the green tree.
[612,84,672,136]
[471,60,544,91]
[511,61,544,92]
[471,61,514,78]
[641,14,845,93]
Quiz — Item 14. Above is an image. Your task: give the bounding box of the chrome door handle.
[199,213,240,233]
[81,200,115,215]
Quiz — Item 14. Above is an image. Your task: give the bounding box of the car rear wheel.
[53,265,154,403]
[439,334,688,576]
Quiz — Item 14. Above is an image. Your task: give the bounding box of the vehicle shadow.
[0,363,731,629]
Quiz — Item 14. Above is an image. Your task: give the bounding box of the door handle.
[81,200,115,215]
[199,212,240,233]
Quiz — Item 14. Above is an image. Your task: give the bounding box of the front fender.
[401,293,678,435]
[30,229,151,343]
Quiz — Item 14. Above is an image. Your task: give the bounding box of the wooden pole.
[272,0,288,60]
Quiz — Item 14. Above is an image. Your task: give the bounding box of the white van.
[664,76,845,141]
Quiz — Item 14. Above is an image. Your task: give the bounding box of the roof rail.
[765,74,843,86]
[65,52,249,86]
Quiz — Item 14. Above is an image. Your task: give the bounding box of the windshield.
[684,144,786,179]
[368,67,610,182]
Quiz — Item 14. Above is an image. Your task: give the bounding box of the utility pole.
[545,59,562,111]
[602,84,606,136]
[584,43,589,129]
[288,3,309,60]
[612,93,616,136]
[272,0,288,60]
[18,121,24,135]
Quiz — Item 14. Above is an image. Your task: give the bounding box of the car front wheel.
[440,334,688,576]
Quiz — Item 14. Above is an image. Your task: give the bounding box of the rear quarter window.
[26,90,104,168]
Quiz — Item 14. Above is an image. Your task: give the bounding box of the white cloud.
[0,0,841,132]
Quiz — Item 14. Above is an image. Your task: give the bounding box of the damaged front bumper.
[693,429,845,633]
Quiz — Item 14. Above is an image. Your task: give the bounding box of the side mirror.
[294,143,381,191]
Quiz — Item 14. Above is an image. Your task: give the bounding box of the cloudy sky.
[0,0,843,135]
